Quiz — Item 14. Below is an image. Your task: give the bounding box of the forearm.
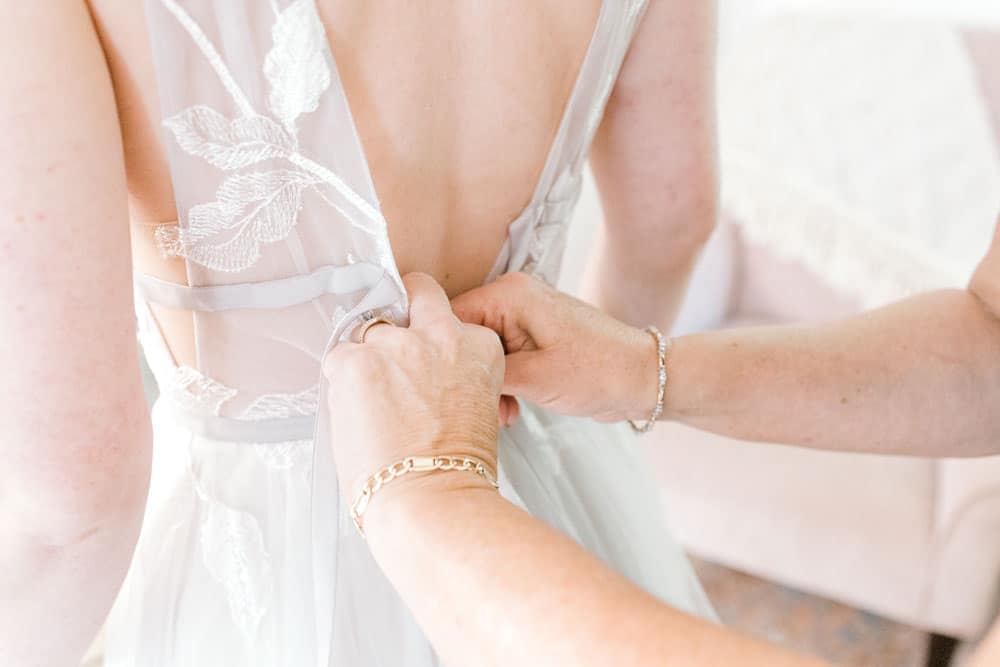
[366,478,827,667]
[664,289,1000,457]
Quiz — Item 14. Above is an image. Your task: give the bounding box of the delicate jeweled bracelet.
[351,455,500,537]
[628,326,670,434]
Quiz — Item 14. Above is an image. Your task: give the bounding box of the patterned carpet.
[694,559,929,666]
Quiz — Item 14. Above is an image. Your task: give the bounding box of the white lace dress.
[104,2,715,665]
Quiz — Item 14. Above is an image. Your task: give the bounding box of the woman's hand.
[451,272,660,424]
[323,273,505,518]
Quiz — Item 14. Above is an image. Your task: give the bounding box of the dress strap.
[134,261,385,312]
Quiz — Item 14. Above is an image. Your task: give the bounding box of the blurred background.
[560,1,1000,665]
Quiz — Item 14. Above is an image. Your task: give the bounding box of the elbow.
[644,191,720,277]
[675,191,719,257]
[657,161,721,269]
[11,460,151,549]
[604,187,719,281]
[3,411,152,547]
[37,474,150,549]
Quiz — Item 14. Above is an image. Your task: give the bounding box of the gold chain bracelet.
[351,455,499,537]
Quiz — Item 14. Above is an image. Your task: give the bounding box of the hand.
[323,273,505,519]
[451,272,660,424]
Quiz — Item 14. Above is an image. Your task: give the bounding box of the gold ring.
[358,316,395,343]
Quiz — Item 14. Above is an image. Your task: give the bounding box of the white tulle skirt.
[104,399,714,666]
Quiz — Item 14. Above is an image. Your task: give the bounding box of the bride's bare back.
[81,0,715,366]
[94,0,596,294]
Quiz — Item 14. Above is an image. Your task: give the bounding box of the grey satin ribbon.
[134,261,385,311]
[147,270,404,444]
[159,406,318,443]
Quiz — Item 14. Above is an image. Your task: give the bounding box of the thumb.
[403,272,452,326]
[502,349,558,404]
[453,274,543,354]
[450,281,516,330]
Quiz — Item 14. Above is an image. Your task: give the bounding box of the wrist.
[659,334,698,423]
[618,326,665,423]
[362,471,498,550]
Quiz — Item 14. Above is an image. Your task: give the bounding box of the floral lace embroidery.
[263,0,331,137]
[241,385,319,420]
[158,0,387,272]
[197,490,275,643]
[183,382,320,640]
[252,440,313,471]
[165,366,239,416]
[242,385,319,471]
[160,362,320,437]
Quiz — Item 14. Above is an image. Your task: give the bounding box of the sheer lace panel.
[116,2,658,664]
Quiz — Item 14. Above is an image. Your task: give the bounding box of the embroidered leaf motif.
[160,170,321,272]
[167,366,238,416]
[163,106,293,170]
[199,497,274,641]
[240,385,319,420]
[158,0,388,272]
[253,440,312,472]
[264,0,332,134]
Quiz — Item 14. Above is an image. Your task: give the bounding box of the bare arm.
[328,272,1000,666]
[583,0,719,331]
[0,3,151,664]
[367,479,829,667]
[327,274,828,667]
[664,220,1000,456]
[454,221,1000,457]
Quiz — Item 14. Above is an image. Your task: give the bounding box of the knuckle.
[437,319,464,346]
[321,347,345,377]
[500,271,532,289]
[324,345,368,381]
[467,323,504,361]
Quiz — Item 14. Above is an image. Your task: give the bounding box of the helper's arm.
[367,477,830,667]
[455,217,1000,457]
[327,274,829,667]
[663,219,1000,456]
[338,274,1000,667]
